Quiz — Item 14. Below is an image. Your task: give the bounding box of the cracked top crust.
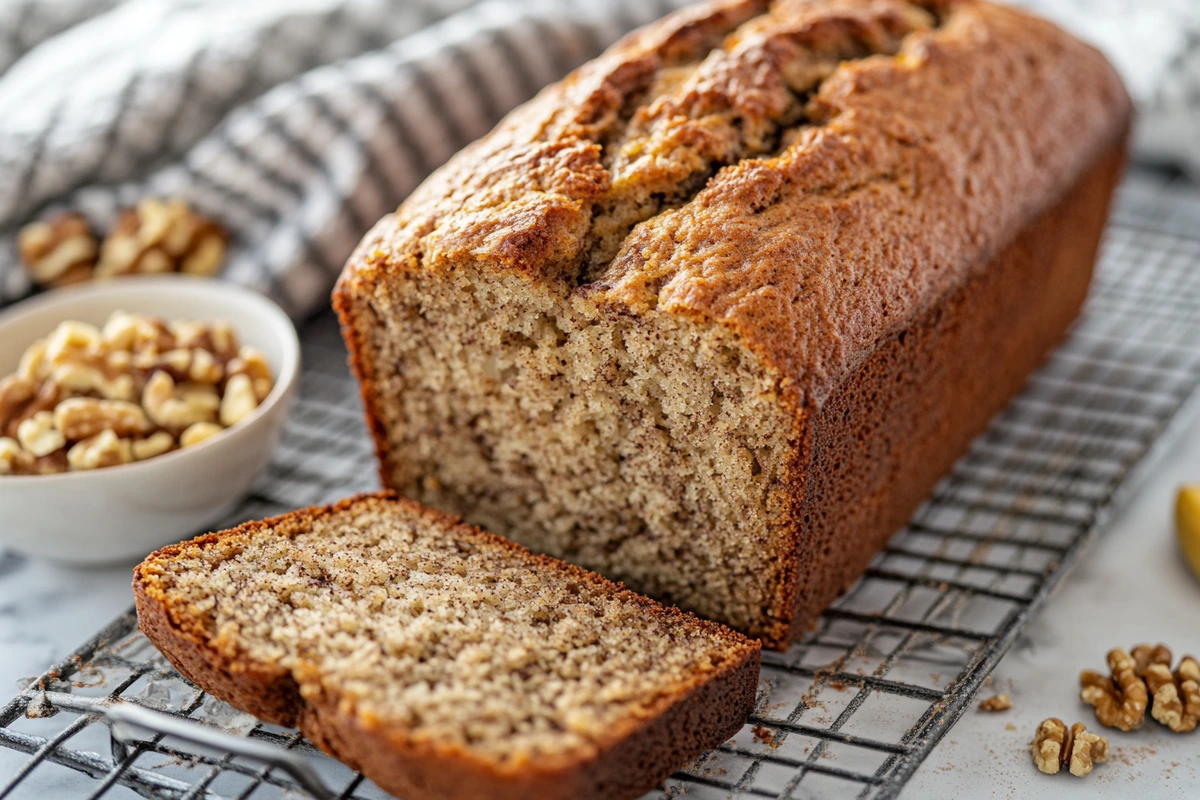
[341,0,1130,405]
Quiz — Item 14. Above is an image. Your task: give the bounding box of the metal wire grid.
[3,166,1200,800]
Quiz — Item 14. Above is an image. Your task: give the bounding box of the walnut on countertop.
[95,199,227,279]
[17,213,98,288]
[1079,648,1149,731]
[1130,643,1200,734]
[1081,643,1200,733]
[1131,642,1173,676]
[19,201,227,289]
[1030,718,1108,778]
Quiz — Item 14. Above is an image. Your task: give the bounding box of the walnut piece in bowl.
[0,277,298,563]
[1,313,277,475]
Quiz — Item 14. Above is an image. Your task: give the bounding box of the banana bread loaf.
[335,0,1131,648]
[133,493,760,800]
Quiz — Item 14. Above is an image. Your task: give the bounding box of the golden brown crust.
[334,0,1132,649]
[338,0,1129,405]
[594,0,1129,403]
[133,492,761,800]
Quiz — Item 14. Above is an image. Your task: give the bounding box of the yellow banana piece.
[1174,485,1200,581]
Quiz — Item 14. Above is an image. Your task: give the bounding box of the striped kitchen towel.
[0,0,1197,319]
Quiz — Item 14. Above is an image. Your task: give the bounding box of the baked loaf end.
[335,0,1131,647]
[133,493,760,800]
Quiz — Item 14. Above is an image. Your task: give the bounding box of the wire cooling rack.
[3,166,1200,800]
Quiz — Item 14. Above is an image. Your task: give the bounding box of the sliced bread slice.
[133,493,760,800]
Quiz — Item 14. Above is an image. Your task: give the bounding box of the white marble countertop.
[906,412,1200,797]
[2,415,1199,798]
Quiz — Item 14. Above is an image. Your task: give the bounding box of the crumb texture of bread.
[134,494,760,800]
[335,0,1132,647]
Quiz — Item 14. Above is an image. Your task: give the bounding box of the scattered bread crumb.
[751,724,776,746]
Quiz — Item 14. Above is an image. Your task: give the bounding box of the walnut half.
[1133,643,1200,733]
[67,430,133,471]
[1082,644,1200,733]
[1079,648,1148,731]
[1030,718,1108,778]
[17,411,65,458]
[54,398,149,441]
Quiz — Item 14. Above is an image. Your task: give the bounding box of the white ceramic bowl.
[0,277,299,564]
